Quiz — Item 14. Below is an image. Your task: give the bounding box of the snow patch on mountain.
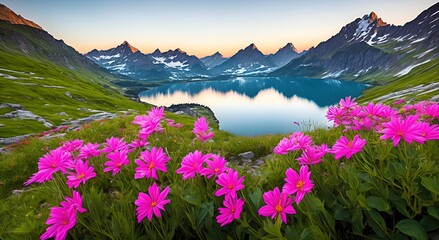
[93,54,120,60]
[394,60,431,77]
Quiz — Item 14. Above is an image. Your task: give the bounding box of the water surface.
[139,77,367,135]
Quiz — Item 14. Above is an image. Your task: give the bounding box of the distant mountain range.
[1,2,438,82]
[86,41,302,79]
[274,3,439,81]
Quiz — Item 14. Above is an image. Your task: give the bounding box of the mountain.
[212,43,277,76]
[86,41,170,80]
[200,52,228,69]
[87,44,210,80]
[0,4,147,138]
[0,4,42,30]
[268,43,302,67]
[148,48,211,79]
[274,2,439,81]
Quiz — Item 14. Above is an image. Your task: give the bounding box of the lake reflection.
[139,77,367,136]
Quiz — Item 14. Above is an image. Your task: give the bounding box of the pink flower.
[41,205,76,240]
[273,137,299,155]
[258,187,296,224]
[326,106,347,126]
[215,169,245,199]
[393,99,404,105]
[66,160,96,188]
[135,182,170,222]
[340,96,357,109]
[61,190,87,213]
[424,103,439,119]
[296,144,328,165]
[60,139,83,152]
[76,143,100,159]
[193,117,215,142]
[330,134,366,160]
[200,154,228,179]
[290,132,313,150]
[41,191,86,240]
[148,106,166,120]
[216,196,244,227]
[129,138,149,149]
[135,147,171,180]
[101,137,127,153]
[166,118,184,128]
[24,147,73,186]
[283,166,314,204]
[176,150,210,180]
[104,149,130,175]
[419,123,439,141]
[379,116,425,147]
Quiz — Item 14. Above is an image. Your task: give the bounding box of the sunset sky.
[2,0,437,57]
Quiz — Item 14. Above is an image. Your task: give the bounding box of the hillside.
[0,16,148,138]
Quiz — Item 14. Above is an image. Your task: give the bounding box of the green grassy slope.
[0,21,148,138]
[359,58,439,103]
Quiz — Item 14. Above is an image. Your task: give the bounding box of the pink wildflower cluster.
[41,191,87,240]
[175,150,244,226]
[132,107,166,140]
[326,97,439,147]
[193,116,215,142]
[258,166,314,223]
[273,132,329,165]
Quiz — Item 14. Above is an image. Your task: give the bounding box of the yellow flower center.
[151,201,157,207]
[214,168,219,173]
[296,180,304,190]
[148,162,155,170]
[275,204,283,213]
[77,173,85,179]
[231,207,235,213]
[116,163,123,167]
[51,163,56,168]
[227,184,234,189]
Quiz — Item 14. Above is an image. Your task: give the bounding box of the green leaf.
[182,194,201,207]
[250,188,262,206]
[427,206,439,220]
[421,176,439,195]
[300,228,312,240]
[262,219,284,239]
[420,215,439,232]
[334,208,350,221]
[367,210,387,238]
[366,196,390,212]
[395,219,427,240]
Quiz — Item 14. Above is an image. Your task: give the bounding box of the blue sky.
[2,0,437,57]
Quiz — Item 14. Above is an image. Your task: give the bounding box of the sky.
[1,0,437,57]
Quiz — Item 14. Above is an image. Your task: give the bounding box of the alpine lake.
[139,77,367,136]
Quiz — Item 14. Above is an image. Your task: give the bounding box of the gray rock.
[238,151,254,159]
[65,91,73,98]
[40,133,66,140]
[63,112,115,127]
[1,110,53,128]
[0,134,32,145]
[0,103,24,110]
[77,108,102,113]
[57,112,68,116]
[431,95,439,102]
[44,104,50,106]
[12,189,32,195]
[0,124,4,127]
